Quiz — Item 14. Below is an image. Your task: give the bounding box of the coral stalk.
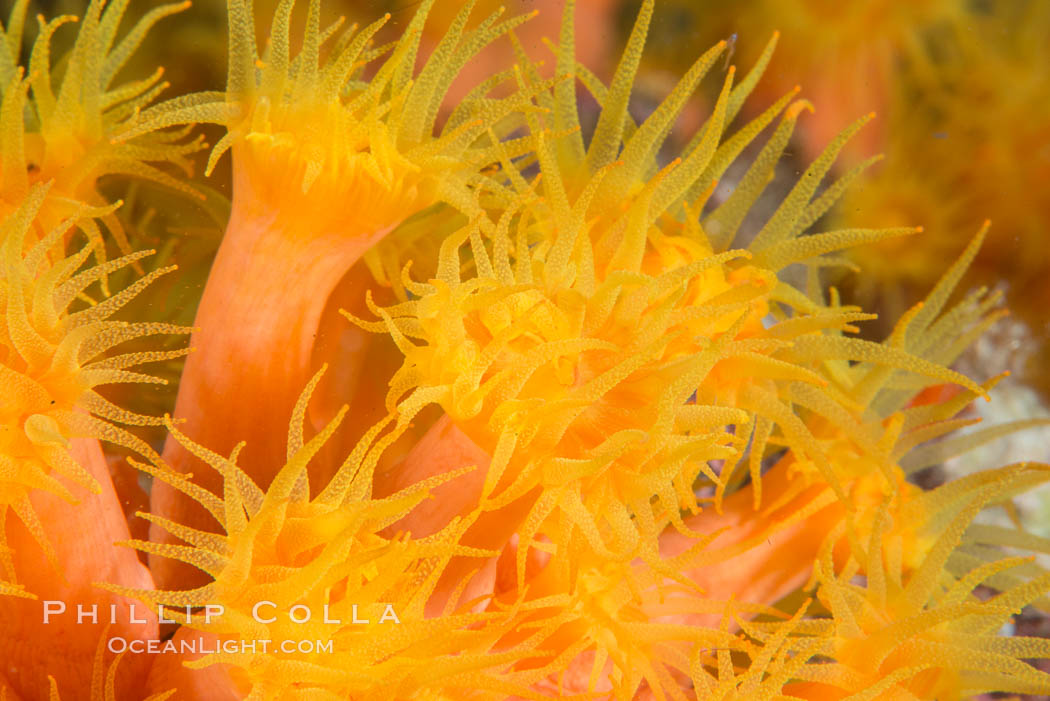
[0,438,157,700]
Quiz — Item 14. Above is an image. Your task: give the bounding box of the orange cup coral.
[2,0,1050,700]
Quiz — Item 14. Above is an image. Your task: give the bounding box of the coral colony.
[1,0,1050,699]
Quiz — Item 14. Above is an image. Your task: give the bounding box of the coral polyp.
[109,369,562,700]
[771,464,1050,699]
[125,0,542,231]
[0,187,181,701]
[0,184,189,577]
[353,0,984,588]
[1,0,1049,700]
[127,0,559,589]
[0,0,203,256]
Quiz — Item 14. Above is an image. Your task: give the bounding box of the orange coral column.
[149,150,393,589]
[658,458,842,626]
[0,439,157,701]
[375,414,542,616]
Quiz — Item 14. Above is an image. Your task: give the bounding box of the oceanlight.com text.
[107,637,335,655]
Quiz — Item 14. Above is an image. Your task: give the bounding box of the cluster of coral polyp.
[2,0,1050,699]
